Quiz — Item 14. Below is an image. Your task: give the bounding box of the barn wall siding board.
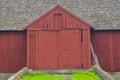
[27,31,36,69]
[91,31,120,71]
[82,29,91,69]
[113,31,120,71]
[0,32,26,72]
[91,31,112,71]
[27,31,29,68]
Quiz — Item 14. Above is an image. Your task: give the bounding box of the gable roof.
[27,5,91,30]
[0,0,120,30]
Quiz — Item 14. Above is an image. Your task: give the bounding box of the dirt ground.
[109,72,120,80]
[0,72,120,80]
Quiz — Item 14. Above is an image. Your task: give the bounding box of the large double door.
[28,29,87,70]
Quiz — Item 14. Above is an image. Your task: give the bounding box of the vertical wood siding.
[91,31,120,71]
[58,30,82,69]
[0,32,26,72]
[83,29,91,68]
[27,29,92,70]
[27,5,91,70]
[113,31,120,71]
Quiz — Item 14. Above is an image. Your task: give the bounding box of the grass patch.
[72,71,101,80]
[22,71,101,80]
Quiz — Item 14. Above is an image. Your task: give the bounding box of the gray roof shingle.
[0,0,120,30]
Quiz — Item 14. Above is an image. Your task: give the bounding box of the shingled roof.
[0,0,120,30]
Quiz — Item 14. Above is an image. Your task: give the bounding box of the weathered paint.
[27,30,91,70]
[58,30,82,69]
[27,5,91,30]
[35,31,58,69]
[27,5,91,70]
[113,31,120,71]
[83,29,91,69]
[0,32,26,72]
[91,31,120,71]
[0,5,120,73]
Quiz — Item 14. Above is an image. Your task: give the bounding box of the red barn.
[27,5,92,70]
[0,0,120,72]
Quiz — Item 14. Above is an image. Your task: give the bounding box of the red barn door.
[35,31,58,69]
[28,29,89,70]
[59,30,82,69]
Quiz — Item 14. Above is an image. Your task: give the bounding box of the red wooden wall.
[0,6,119,72]
[1,5,120,72]
[27,5,92,70]
[27,29,91,70]
[91,31,120,71]
[0,31,26,72]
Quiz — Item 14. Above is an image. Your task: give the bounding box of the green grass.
[22,71,101,80]
[72,71,101,80]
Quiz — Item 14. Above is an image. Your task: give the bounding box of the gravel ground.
[0,73,14,80]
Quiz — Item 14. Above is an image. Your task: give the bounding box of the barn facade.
[27,5,92,70]
[0,0,120,72]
